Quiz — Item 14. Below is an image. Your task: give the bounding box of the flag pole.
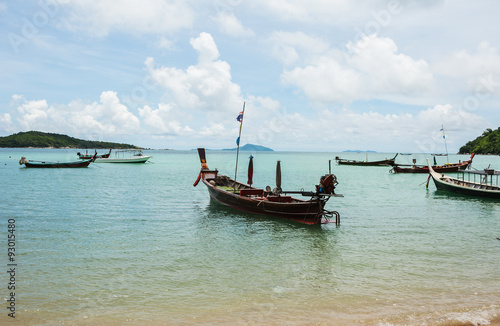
[234,102,246,185]
[441,124,449,163]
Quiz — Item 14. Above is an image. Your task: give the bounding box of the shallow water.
[1,149,499,325]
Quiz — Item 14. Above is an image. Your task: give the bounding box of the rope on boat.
[321,209,340,224]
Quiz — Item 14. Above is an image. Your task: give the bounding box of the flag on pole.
[234,102,246,185]
[440,127,445,139]
[236,110,244,145]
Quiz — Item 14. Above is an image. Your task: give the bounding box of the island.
[459,128,500,155]
[0,131,140,149]
[343,150,377,153]
[223,144,274,151]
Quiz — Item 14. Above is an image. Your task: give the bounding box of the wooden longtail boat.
[391,153,474,174]
[94,150,152,163]
[19,156,95,168]
[335,153,398,166]
[194,148,341,225]
[426,159,500,198]
[77,149,111,160]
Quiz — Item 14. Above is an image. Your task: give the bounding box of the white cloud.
[146,33,243,114]
[96,91,140,131]
[282,56,362,103]
[250,103,487,152]
[438,42,500,77]
[57,0,193,36]
[416,104,486,134]
[14,91,140,136]
[213,12,255,37]
[3,1,498,151]
[17,99,50,130]
[434,42,500,90]
[138,103,194,135]
[253,0,358,23]
[348,36,434,96]
[158,37,175,50]
[199,123,226,137]
[5,92,488,152]
[190,32,220,64]
[282,35,434,104]
[0,113,11,124]
[269,31,329,66]
[0,113,14,134]
[249,0,408,25]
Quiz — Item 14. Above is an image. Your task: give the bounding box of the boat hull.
[94,156,151,163]
[392,163,469,173]
[201,176,326,225]
[428,160,500,199]
[78,150,111,160]
[431,177,500,198]
[394,154,475,174]
[24,160,92,168]
[336,154,397,166]
[336,159,395,166]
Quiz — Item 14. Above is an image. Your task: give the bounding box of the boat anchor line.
[321,209,340,224]
[260,206,340,224]
[259,193,341,224]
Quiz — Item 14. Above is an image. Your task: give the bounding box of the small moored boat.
[77,149,111,160]
[391,154,474,174]
[335,153,398,166]
[194,148,342,225]
[94,150,152,163]
[19,156,95,168]
[426,159,500,199]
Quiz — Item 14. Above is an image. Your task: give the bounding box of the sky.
[1,0,500,152]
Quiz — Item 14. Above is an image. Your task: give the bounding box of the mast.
[234,102,246,184]
[441,124,449,163]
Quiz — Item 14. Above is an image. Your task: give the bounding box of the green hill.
[459,128,500,154]
[0,131,140,149]
[223,143,274,151]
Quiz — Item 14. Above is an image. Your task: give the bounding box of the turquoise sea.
[1,148,499,325]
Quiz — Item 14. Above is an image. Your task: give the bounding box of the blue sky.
[1,0,500,152]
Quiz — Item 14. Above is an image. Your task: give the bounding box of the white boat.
[94,150,152,163]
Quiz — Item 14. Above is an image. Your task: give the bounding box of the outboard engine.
[316,174,337,195]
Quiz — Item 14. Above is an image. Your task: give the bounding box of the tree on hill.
[459,128,500,154]
[0,131,139,149]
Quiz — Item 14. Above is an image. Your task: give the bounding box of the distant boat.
[335,153,398,166]
[77,149,111,160]
[194,148,341,225]
[399,153,412,155]
[19,156,95,168]
[94,150,152,163]
[391,154,474,174]
[427,159,500,198]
